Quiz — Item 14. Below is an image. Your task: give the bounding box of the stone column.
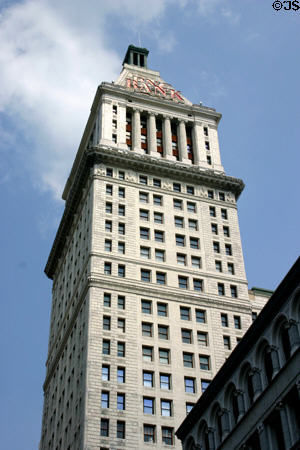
[147,113,159,157]
[192,122,202,165]
[251,368,262,400]
[98,98,112,146]
[257,422,269,449]
[178,120,190,164]
[117,102,128,149]
[207,428,215,450]
[163,115,175,161]
[220,409,230,439]
[287,320,300,355]
[235,390,245,419]
[269,345,280,377]
[132,108,142,153]
[277,402,292,449]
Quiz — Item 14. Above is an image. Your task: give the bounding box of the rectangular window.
[117,342,125,357]
[101,391,109,408]
[140,227,150,240]
[186,403,195,414]
[139,175,148,185]
[118,242,125,254]
[143,397,154,414]
[223,336,231,350]
[252,311,258,321]
[153,178,161,187]
[175,216,184,228]
[103,293,111,307]
[105,220,112,232]
[143,371,154,387]
[219,192,225,201]
[199,355,210,370]
[185,377,195,393]
[142,322,153,337]
[158,325,169,340]
[181,329,192,344]
[106,168,113,177]
[176,234,185,246]
[154,230,164,242]
[197,332,208,347]
[193,278,203,292]
[187,185,194,195]
[201,379,210,392]
[228,263,235,274]
[140,209,149,221]
[159,348,170,364]
[100,418,109,437]
[139,191,149,203]
[215,260,222,272]
[105,202,112,214]
[190,237,199,249]
[141,269,151,282]
[118,223,125,235]
[117,393,125,410]
[102,365,110,381]
[221,313,228,327]
[140,246,150,259]
[118,264,125,277]
[211,223,218,235]
[218,283,225,296]
[157,302,168,317]
[204,126,208,136]
[118,295,125,309]
[118,187,125,198]
[104,262,112,275]
[207,190,214,199]
[160,374,171,390]
[173,198,183,210]
[154,212,163,224]
[209,206,216,217]
[205,141,210,150]
[118,204,125,216]
[155,250,165,262]
[118,170,125,180]
[188,219,198,230]
[183,352,194,368]
[144,425,155,443]
[178,276,188,289]
[225,244,232,256]
[213,241,220,253]
[118,318,125,332]
[173,182,181,192]
[234,316,241,329]
[103,339,110,355]
[103,315,111,330]
[180,306,190,320]
[230,285,238,298]
[153,195,162,206]
[191,256,201,268]
[161,400,172,417]
[106,184,113,195]
[223,226,230,237]
[177,253,186,265]
[117,421,125,439]
[117,367,125,383]
[221,208,228,220]
[141,299,152,314]
[196,309,206,323]
[142,346,153,362]
[187,202,196,213]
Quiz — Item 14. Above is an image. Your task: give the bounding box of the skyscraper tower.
[40,45,263,450]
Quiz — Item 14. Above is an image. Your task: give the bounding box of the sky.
[0,0,299,448]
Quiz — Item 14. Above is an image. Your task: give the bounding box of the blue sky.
[0,0,299,448]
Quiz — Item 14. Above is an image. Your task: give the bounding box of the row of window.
[103,316,125,332]
[105,220,125,234]
[180,306,242,329]
[105,184,125,198]
[105,202,125,216]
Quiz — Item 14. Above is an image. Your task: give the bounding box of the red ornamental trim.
[126,76,184,103]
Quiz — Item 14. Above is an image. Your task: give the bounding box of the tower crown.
[122,44,149,68]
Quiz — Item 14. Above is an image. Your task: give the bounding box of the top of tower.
[122,44,149,69]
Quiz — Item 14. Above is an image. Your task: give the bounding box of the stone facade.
[40,46,268,450]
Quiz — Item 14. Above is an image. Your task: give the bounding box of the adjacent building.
[40,45,266,449]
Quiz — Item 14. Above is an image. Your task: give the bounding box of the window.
[230,285,238,298]
[208,190,214,199]
[101,391,109,408]
[252,311,258,321]
[141,269,151,282]
[100,418,109,437]
[161,400,172,417]
[117,367,125,383]
[215,260,222,272]
[204,126,208,136]
[103,316,111,330]
[118,204,125,216]
[118,318,125,332]
[221,208,228,220]
[139,191,149,203]
[155,250,165,262]
[228,262,235,274]
[177,253,186,265]
[187,202,196,213]
[158,325,169,340]
[234,316,241,329]
[211,223,218,235]
[176,234,185,246]
[154,212,163,224]
[118,264,125,277]
[102,365,110,381]
[118,295,125,309]
[178,276,188,289]
[197,332,208,347]
[157,303,168,317]
[118,170,125,180]
[103,293,111,307]
[141,299,152,314]
[117,393,125,410]
[188,219,198,230]
[142,346,153,362]
[213,242,220,253]
[106,167,113,177]
[103,339,110,355]
[140,246,150,259]
[183,352,194,369]
[106,184,113,195]
[173,182,181,192]
[180,306,190,320]
[186,403,195,414]
[118,187,125,198]
[153,178,161,187]
[140,227,150,240]
[205,141,210,150]
[104,262,111,275]
[174,216,184,228]
[187,185,194,195]
[153,195,162,205]
[182,329,192,344]
[219,192,225,201]
[140,209,149,221]
[159,348,170,364]
[105,202,112,214]
[117,342,125,357]
[112,105,117,114]
[191,256,201,268]
[195,312,206,328]
[142,322,153,337]
[173,198,183,210]
[143,397,154,414]
[199,355,210,370]
[118,242,125,254]
[105,220,112,232]
[225,244,232,256]
[209,206,216,217]
[116,224,125,238]
[140,175,148,185]
[223,336,231,350]
[154,230,164,242]
[143,371,154,387]
[221,313,228,327]
[201,379,210,392]
[160,374,171,390]
[185,377,195,393]
[193,278,203,292]
[117,421,125,439]
[190,237,199,249]
[223,226,230,237]
[144,425,155,443]
[218,283,225,296]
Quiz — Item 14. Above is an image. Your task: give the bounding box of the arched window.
[247,372,254,405]
[231,391,239,424]
[264,348,273,384]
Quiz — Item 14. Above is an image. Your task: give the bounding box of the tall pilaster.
[148,113,159,157]
[163,115,175,161]
[132,108,142,152]
[178,120,190,164]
